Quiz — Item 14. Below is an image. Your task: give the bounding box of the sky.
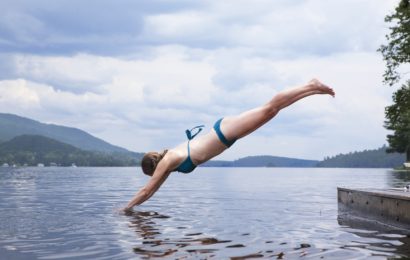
[0,0,401,160]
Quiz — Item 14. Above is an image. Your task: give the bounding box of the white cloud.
[144,11,216,38]
[207,51,395,160]
[0,48,396,159]
[13,54,117,93]
[0,79,40,109]
[142,0,397,54]
[0,0,401,160]
[0,49,219,150]
[0,79,105,116]
[1,11,47,45]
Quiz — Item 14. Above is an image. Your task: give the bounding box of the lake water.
[1,167,410,259]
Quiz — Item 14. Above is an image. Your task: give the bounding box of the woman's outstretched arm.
[124,158,172,210]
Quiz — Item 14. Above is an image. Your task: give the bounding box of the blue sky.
[0,0,400,160]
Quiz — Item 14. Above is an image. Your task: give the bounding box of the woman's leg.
[220,79,334,140]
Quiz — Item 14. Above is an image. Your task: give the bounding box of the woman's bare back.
[170,129,227,166]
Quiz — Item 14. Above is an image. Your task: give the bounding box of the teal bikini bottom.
[213,118,237,148]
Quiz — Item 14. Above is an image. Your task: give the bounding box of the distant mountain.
[202,146,406,168]
[0,113,405,169]
[317,146,405,168]
[0,135,139,166]
[0,113,129,153]
[0,134,80,154]
[202,155,318,167]
[234,155,318,167]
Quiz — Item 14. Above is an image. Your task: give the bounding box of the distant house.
[71,163,77,168]
[2,163,9,167]
[37,163,45,167]
[49,162,58,167]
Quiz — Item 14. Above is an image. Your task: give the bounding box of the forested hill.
[0,113,405,168]
[0,135,140,166]
[317,146,405,168]
[0,113,128,153]
[202,155,318,167]
[203,147,406,168]
[233,155,318,167]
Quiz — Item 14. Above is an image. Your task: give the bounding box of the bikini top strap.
[185,125,204,155]
[185,125,205,140]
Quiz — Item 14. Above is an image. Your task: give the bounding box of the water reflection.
[4,167,410,259]
[124,210,230,259]
[387,170,410,188]
[338,208,410,258]
[124,209,295,259]
[337,169,410,258]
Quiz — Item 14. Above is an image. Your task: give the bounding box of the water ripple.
[1,167,410,259]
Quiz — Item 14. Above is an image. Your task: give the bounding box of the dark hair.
[141,150,168,176]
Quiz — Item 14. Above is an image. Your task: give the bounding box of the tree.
[378,0,410,86]
[380,0,410,163]
[384,83,410,162]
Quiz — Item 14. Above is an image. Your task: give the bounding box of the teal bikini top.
[173,125,204,174]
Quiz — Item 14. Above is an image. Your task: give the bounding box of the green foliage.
[0,135,142,167]
[385,83,410,161]
[379,0,410,162]
[317,146,405,168]
[379,0,410,86]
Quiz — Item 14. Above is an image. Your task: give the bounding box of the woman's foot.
[309,79,335,97]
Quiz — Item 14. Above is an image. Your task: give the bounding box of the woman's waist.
[189,131,226,164]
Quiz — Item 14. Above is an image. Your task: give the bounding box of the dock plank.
[338,187,410,230]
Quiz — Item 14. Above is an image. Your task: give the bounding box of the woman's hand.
[122,207,133,213]
[114,206,133,215]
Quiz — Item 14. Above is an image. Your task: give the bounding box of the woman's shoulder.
[163,148,185,170]
[166,148,186,160]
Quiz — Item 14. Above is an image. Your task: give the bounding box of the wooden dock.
[338,187,410,230]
